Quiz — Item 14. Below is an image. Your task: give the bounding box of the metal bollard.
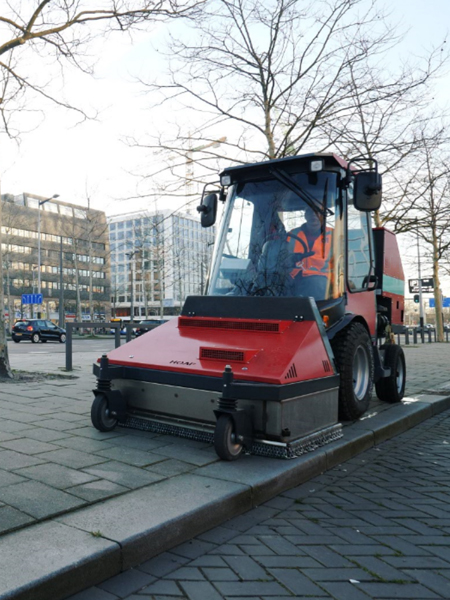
[428,330,432,343]
[66,324,73,371]
[405,330,409,345]
[413,330,417,344]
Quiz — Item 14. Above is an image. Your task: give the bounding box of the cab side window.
[347,189,371,291]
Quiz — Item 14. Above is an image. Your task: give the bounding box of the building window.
[59,205,73,217]
[43,202,58,214]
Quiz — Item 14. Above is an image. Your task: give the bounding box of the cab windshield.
[207,171,344,302]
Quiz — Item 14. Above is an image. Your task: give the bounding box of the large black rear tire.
[375,344,406,403]
[331,322,374,421]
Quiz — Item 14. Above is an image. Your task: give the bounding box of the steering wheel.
[287,230,308,250]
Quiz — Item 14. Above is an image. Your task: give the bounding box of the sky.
[0,0,449,294]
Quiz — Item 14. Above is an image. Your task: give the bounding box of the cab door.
[345,193,377,336]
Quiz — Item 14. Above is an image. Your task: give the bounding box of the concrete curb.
[1,394,449,600]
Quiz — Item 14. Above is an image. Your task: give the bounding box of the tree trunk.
[0,194,13,378]
[143,270,149,319]
[75,255,82,323]
[432,234,444,342]
[89,241,94,322]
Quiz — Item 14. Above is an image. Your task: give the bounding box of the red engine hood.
[105,316,334,385]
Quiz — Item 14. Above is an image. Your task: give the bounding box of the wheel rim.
[228,429,243,457]
[395,356,405,393]
[353,345,370,401]
[101,399,117,428]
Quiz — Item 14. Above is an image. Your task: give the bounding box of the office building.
[108,209,215,318]
[1,193,110,325]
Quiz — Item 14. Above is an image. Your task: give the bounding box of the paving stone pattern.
[0,343,449,539]
[69,408,450,599]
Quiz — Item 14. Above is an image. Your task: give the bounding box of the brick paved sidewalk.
[70,404,450,600]
[1,342,450,599]
[0,343,448,537]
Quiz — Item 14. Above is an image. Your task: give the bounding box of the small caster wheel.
[214,414,243,461]
[91,394,118,432]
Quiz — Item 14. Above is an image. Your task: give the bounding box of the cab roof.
[220,153,349,182]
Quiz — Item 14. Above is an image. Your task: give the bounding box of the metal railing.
[64,322,158,371]
[65,321,121,371]
[394,326,449,345]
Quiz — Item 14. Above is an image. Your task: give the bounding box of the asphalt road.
[7,337,119,355]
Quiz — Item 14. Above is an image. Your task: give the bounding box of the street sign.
[429,298,450,308]
[408,278,434,293]
[21,294,43,305]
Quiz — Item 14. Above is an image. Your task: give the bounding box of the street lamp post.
[37,194,59,295]
[37,194,59,317]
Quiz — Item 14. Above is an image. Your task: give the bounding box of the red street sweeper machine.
[91,153,406,460]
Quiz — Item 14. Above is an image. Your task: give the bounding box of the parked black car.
[12,319,66,343]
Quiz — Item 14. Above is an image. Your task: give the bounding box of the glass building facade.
[108,210,215,317]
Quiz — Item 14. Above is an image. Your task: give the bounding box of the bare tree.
[1,196,30,330]
[81,194,110,322]
[131,0,445,200]
[320,47,448,223]
[0,0,202,377]
[0,1,203,136]
[380,132,450,342]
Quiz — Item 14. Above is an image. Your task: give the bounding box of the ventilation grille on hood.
[285,363,298,379]
[179,317,287,333]
[200,346,259,363]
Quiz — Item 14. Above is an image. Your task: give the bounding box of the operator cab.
[200,153,380,329]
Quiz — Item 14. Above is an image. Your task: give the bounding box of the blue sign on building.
[429,298,450,308]
[21,294,43,305]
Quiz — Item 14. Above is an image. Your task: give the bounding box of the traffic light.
[414,294,420,303]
